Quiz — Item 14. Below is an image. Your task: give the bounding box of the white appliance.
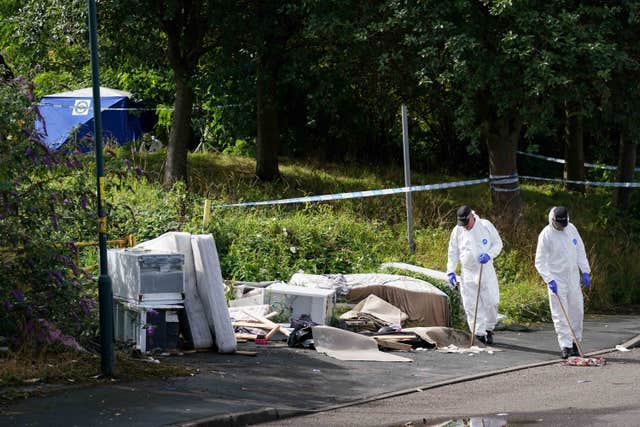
[107,248,184,305]
[108,248,185,353]
[264,283,336,325]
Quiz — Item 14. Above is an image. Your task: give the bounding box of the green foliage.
[0,78,141,350]
[208,204,403,282]
[5,0,87,76]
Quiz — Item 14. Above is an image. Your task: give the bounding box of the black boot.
[485,330,494,345]
[561,347,572,359]
[571,343,580,357]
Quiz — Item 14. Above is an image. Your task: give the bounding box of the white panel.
[191,234,237,353]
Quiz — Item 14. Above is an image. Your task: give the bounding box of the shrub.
[0,78,138,350]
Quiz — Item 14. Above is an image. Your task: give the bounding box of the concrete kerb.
[177,333,640,427]
[169,408,310,427]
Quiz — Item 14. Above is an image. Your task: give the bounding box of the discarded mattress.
[380,262,454,289]
[136,232,213,349]
[340,294,408,327]
[288,272,349,296]
[312,325,411,362]
[191,234,237,353]
[344,274,450,327]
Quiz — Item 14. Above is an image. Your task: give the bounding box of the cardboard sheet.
[404,326,475,348]
[312,326,411,362]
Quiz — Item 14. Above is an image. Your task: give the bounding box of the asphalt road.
[257,347,640,427]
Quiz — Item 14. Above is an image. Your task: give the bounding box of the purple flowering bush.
[0,78,140,352]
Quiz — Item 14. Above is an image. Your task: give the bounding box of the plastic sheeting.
[136,232,213,349]
[191,234,237,353]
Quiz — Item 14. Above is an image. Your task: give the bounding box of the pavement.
[0,314,638,427]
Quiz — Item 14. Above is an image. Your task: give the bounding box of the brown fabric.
[340,294,408,325]
[346,285,450,327]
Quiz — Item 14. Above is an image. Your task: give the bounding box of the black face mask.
[552,220,566,231]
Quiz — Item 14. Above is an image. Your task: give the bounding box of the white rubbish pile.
[113,232,237,353]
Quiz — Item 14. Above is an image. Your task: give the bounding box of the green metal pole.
[88,0,114,377]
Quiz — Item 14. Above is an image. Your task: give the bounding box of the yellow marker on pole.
[203,199,211,229]
[98,216,107,233]
[99,177,106,206]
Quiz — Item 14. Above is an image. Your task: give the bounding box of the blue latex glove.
[582,272,591,289]
[478,253,491,264]
[447,272,457,287]
[548,280,558,294]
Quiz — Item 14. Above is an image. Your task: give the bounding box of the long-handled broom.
[555,293,606,366]
[469,263,483,348]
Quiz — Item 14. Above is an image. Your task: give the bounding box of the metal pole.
[401,105,415,253]
[88,0,114,377]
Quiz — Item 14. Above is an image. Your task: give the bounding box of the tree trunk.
[163,77,194,188]
[563,104,585,192]
[255,58,280,181]
[614,130,637,212]
[485,115,522,228]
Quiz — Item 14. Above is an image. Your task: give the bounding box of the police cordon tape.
[212,177,491,208]
[35,102,244,111]
[211,173,640,209]
[520,175,640,188]
[517,150,640,172]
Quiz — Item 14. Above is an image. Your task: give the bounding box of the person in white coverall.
[535,206,591,359]
[447,205,503,345]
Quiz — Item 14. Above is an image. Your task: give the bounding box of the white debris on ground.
[436,344,497,354]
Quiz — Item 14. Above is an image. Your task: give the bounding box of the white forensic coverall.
[447,212,503,336]
[535,209,590,350]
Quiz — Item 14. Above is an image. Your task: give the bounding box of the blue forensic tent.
[36,87,142,151]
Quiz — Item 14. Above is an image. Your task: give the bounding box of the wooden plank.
[235,333,258,340]
[373,335,416,341]
[241,310,290,336]
[234,350,257,357]
[232,321,272,329]
[265,326,280,340]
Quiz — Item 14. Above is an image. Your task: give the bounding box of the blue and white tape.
[212,173,640,209]
[213,178,489,208]
[35,102,243,111]
[517,151,640,172]
[520,175,640,188]
[490,174,520,192]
